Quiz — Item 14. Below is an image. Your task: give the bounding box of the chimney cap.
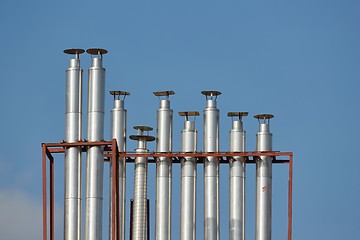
[254,114,274,120]
[228,112,249,117]
[63,48,85,55]
[153,91,175,97]
[86,48,108,55]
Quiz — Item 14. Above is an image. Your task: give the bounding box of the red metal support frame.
[41,141,293,240]
[42,144,47,240]
[288,154,293,240]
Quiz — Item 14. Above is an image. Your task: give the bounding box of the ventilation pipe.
[130,126,155,240]
[84,48,107,240]
[228,112,248,240]
[202,90,221,240]
[179,111,199,240]
[109,91,130,240]
[154,91,174,240]
[63,48,84,240]
[254,114,274,240]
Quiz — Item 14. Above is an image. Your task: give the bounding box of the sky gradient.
[0,0,359,239]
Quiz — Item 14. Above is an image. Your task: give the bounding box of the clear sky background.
[0,0,359,239]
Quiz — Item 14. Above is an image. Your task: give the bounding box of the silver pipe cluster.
[228,112,248,240]
[202,90,221,240]
[109,91,130,240]
[61,54,280,240]
[154,91,174,240]
[179,112,199,240]
[254,114,274,240]
[130,126,155,239]
[85,48,107,240]
[64,48,84,240]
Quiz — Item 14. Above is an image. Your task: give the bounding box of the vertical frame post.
[288,154,293,240]
[42,144,47,240]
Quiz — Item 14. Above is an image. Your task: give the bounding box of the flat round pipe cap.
[179,111,200,117]
[153,91,175,96]
[133,126,153,131]
[228,112,249,117]
[110,90,130,96]
[201,90,222,96]
[86,48,108,55]
[129,135,155,141]
[254,114,274,119]
[64,48,85,54]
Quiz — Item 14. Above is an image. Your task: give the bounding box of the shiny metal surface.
[154,91,174,240]
[254,114,273,240]
[130,127,155,240]
[180,112,198,240]
[85,49,107,240]
[64,49,84,240]
[109,91,129,240]
[202,91,221,240]
[228,112,247,240]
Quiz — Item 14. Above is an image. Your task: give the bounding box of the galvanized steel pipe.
[179,112,199,240]
[154,91,174,240]
[228,112,247,240]
[202,91,221,240]
[85,48,107,240]
[109,91,129,240]
[130,126,155,240]
[254,114,274,240]
[64,48,84,240]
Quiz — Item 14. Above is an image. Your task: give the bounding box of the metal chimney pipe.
[130,126,155,240]
[154,91,175,240]
[109,91,130,240]
[202,90,221,240]
[64,48,84,240]
[84,48,107,240]
[254,114,274,240]
[179,112,199,240]
[228,112,248,240]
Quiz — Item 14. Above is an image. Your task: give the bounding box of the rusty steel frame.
[41,141,293,240]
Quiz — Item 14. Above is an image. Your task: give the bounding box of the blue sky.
[0,0,359,239]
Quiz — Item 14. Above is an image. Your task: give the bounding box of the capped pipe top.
[64,49,85,66]
[64,48,85,56]
[110,90,130,101]
[254,114,274,124]
[130,125,155,141]
[86,48,108,58]
[228,112,248,121]
[179,111,199,121]
[153,90,175,97]
[133,126,153,131]
[201,90,222,100]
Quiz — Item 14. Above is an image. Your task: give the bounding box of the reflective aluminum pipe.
[254,114,274,240]
[130,126,155,240]
[64,48,84,240]
[202,90,221,240]
[154,91,174,240]
[85,48,107,240]
[228,112,247,240]
[179,112,199,240]
[109,91,129,240]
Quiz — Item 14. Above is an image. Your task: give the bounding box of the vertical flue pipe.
[154,91,174,240]
[109,91,130,240]
[228,112,248,240]
[130,126,155,240]
[202,90,221,240]
[64,48,84,240]
[179,112,199,240]
[254,114,274,240]
[85,48,107,240]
